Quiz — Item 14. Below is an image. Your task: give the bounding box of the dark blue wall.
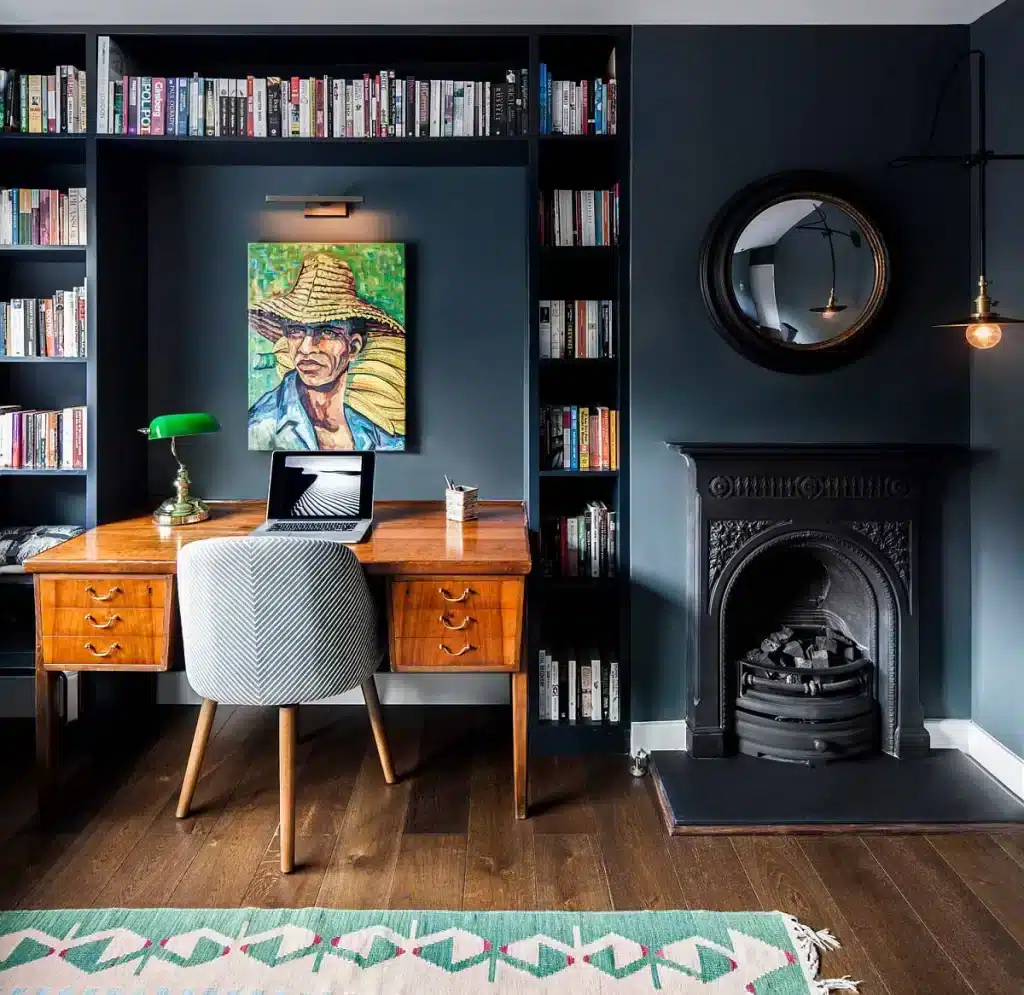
[629,26,973,723]
[148,165,527,502]
[970,0,1024,758]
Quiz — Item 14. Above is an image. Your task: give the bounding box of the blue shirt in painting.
[248,371,404,451]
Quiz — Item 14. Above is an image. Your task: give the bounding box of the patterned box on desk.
[445,486,478,522]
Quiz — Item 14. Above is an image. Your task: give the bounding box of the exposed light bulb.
[820,307,838,320]
[966,322,1003,349]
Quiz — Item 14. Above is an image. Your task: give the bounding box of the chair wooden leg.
[176,698,217,819]
[279,705,297,873]
[361,675,395,784]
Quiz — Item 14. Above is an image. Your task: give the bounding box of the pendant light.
[893,50,1024,349]
[800,206,852,320]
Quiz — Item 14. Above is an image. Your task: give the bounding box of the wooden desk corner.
[26,500,533,819]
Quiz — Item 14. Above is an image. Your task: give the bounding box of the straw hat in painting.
[248,251,405,340]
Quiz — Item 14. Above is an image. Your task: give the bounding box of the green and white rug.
[0,907,858,993]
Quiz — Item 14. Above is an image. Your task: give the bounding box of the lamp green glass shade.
[140,412,220,527]
[144,412,220,440]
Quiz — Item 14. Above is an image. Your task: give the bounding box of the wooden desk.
[25,500,533,818]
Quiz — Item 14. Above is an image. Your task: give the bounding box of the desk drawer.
[41,635,167,670]
[391,578,520,613]
[391,633,516,672]
[392,608,517,640]
[39,576,172,611]
[44,607,167,640]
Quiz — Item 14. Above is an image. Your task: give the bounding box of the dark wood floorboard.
[2,704,1022,995]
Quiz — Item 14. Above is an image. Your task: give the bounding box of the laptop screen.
[267,452,375,520]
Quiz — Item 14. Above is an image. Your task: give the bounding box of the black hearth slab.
[650,750,1024,832]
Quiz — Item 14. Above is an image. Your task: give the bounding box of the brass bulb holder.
[153,437,210,526]
[809,288,848,318]
[971,274,995,321]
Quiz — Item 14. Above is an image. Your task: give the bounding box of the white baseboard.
[924,718,971,751]
[155,671,512,706]
[630,719,689,754]
[966,722,1024,800]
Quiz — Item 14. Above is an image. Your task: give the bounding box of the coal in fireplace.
[669,445,931,763]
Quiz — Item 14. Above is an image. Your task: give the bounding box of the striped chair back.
[177,536,379,706]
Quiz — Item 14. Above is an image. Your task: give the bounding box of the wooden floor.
[1,705,1023,994]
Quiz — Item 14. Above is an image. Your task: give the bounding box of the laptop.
[251,451,376,543]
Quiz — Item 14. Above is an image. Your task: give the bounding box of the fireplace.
[668,444,931,761]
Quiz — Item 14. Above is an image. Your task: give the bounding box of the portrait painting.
[248,243,406,452]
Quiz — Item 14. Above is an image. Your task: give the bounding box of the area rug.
[0,907,858,993]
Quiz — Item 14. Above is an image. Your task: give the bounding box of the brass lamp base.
[152,496,210,527]
[153,454,209,526]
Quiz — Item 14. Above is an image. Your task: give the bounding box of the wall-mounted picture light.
[264,195,365,218]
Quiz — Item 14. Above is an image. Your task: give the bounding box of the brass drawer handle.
[84,613,121,630]
[85,585,122,602]
[439,642,475,657]
[439,614,473,631]
[438,587,472,603]
[84,642,121,658]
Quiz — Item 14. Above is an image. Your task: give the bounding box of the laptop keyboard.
[268,521,357,533]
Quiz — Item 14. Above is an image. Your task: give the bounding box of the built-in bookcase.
[0,25,630,751]
[526,29,631,754]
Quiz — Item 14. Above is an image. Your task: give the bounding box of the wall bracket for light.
[264,194,365,218]
[892,49,1024,349]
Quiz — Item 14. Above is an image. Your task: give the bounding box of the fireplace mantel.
[667,442,944,760]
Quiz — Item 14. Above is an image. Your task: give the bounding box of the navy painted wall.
[148,166,527,502]
[630,26,973,723]
[970,0,1024,758]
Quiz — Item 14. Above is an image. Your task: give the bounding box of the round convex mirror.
[700,172,890,373]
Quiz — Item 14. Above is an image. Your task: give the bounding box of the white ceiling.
[0,0,1006,26]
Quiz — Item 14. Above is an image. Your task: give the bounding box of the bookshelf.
[527,29,631,755]
[0,24,630,754]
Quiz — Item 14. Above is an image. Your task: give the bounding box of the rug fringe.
[780,914,861,994]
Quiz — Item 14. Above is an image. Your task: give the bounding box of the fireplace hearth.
[667,444,933,762]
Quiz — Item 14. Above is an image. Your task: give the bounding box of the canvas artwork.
[247,243,406,452]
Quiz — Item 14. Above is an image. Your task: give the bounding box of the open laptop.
[251,451,375,542]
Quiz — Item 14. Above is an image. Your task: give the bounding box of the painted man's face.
[283,320,365,390]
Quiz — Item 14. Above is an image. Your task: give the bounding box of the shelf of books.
[529,32,630,756]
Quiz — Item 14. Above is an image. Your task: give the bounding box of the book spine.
[590,657,603,722]
[254,78,267,138]
[539,301,551,359]
[138,77,152,135]
[578,406,589,470]
[550,656,560,723]
[581,663,592,720]
[97,36,110,133]
[151,78,165,135]
[567,657,577,722]
[600,406,610,471]
[610,410,618,471]
[538,650,550,721]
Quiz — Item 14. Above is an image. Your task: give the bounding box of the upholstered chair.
[173,536,395,872]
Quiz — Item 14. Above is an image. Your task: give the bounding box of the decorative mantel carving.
[707,474,911,501]
[708,519,781,591]
[846,520,910,588]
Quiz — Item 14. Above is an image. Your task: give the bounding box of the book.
[550,655,560,722]
[539,649,550,721]
[151,77,166,135]
[138,76,152,135]
[608,659,620,724]
[567,651,578,723]
[589,652,603,722]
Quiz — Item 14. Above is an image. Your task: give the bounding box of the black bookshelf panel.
[0,32,86,73]
[0,135,87,167]
[537,248,617,300]
[0,258,86,304]
[96,134,529,168]
[538,34,619,83]
[0,361,86,410]
[0,473,86,527]
[538,359,618,402]
[530,719,628,756]
[538,137,618,188]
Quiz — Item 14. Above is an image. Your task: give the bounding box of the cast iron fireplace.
[668,444,931,762]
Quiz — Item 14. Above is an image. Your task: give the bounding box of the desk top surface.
[25,500,532,576]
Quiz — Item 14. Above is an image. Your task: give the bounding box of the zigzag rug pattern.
[0,907,857,993]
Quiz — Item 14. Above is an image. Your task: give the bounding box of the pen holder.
[446,486,479,523]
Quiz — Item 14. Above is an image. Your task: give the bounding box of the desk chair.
[174,536,395,872]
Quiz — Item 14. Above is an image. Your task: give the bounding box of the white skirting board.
[155,671,512,706]
[630,717,1024,801]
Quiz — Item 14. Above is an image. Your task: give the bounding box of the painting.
[247,243,406,451]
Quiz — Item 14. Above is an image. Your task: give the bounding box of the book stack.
[538,63,617,135]
[540,405,619,471]
[1,288,87,357]
[539,648,620,724]
[0,68,88,134]
[97,41,529,139]
[540,502,617,579]
[0,405,87,469]
[539,300,615,359]
[0,188,88,246]
[539,187,620,246]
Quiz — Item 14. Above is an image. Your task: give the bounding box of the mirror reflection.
[730,199,875,347]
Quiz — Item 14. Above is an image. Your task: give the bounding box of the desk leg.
[511,670,528,819]
[35,667,61,821]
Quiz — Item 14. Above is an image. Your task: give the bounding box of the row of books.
[538,64,617,136]
[0,406,88,470]
[97,42,529,139]
[538,648,621,724]
[539,188,620,247]
[540,405,619,471]
[539,300,615,359]
[0,68,88,134]
[0,189,88,247]
[540,502,617,579]
[1,289,87,358]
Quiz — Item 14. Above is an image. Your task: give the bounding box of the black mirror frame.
[699,171,891,374]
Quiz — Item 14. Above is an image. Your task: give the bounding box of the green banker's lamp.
[139,413,220,526]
